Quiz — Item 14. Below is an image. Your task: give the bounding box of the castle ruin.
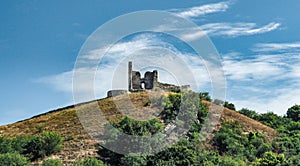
[107,61,190,97]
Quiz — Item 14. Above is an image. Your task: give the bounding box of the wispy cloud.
[223,52,300,114]
[35,34,212,102]
[223,57,284,80]
[252,42,300,52]
[181,22,281,41]
[171,1,232,19]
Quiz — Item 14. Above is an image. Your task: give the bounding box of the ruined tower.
[128,61,158,91]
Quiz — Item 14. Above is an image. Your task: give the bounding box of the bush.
[238,108,258,119]
[42,132,63,156]
[224,101,236,110]
[0,153,29,166]
[287,105,300,122]
[25,135,46,160]
[0,137,13,154]
[252,151,286,166]
[73,158,105,166]
[41,159,63,166]
[24,132,63,161]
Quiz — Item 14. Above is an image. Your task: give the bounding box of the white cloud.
[253,42,300,52]
[171,1,231,19]
[35,33,213,103]
[222,56,285,80]
[35,71,73,93]
[181,22,281,41]
[232,86,300,115]
[223,52,300,115]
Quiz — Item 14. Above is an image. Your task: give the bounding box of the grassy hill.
[0,91,277,165]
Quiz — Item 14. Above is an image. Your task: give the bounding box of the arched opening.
[141,82,145,89]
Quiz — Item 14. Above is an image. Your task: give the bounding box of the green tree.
[252,151,285,166]
[0,153,29,166]
[256,112,284,129]
[73,158,105,166]
[42,132,63,156]
[238,108,258,119]
[121,154,147,166]
[224,101,236,110]
[199,92,212,101]
[287,105,300,122]
[24,135,45,160]
[0,137,13,154]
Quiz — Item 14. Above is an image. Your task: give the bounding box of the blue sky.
[1,0,300,125]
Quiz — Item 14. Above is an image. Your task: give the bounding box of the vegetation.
[0,131,62,164]
[0,153,29,166]
[0,91,299,165]
[73,158,105,166]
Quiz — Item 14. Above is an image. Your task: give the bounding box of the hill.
[0,91,277,165]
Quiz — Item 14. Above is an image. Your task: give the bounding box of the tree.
[42,132,63,156]
[24,135,45,160]
[256,112,284,129]
[0,153,29,166]
[252,151,285,166]
[199,92,211,101]
[0,137,13,154]
[224,101,236,110]
[24,132,63,161]
[73,158,105,166]
[121,154,147,166]
[238,108,258,119]
[287,105,300,122]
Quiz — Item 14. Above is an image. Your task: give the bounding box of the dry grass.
[0,92,277,165]
[202,100,277,140]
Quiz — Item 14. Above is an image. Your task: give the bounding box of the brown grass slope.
[0,92,276,165]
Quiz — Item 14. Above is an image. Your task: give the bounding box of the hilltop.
[0,91,277,165]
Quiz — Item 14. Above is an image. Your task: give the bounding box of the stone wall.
[107,90,128,98]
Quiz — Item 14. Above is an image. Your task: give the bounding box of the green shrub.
[287,105,300,122]
[25,135,46,160]
[41,159,63,166]
[0,153,29,166]
[252,151,286,166]
[0,137,13,154]
[42,132,63,156]
[73,158,105,166]
[24,132,63,161]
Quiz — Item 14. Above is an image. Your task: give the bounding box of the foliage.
[73,158,105,166]
[238,108,259,119]
[256,112,286,129]
[199,92,211,101]
[287,104,300,122]
[0,137,13,154]
[112,116,163,136]
[2,92,300,165]
[0,153,29,166]
[24,135,46,160]
[224,101,236,110]
[121,154,147,166]
[41,132,63,156]
[0,132,63,161]
[41,159,63,166]
[212,121,276,163]
[160,93,181,123]
[252,151,285,166]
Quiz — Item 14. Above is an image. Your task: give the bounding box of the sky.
[1,0,300,125]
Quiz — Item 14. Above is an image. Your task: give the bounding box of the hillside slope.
[0,92,276,165]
